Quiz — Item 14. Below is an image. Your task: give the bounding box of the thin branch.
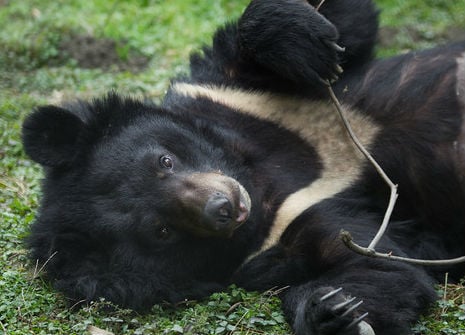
[315,0,465,265]
[33,251,58,279]
[441,273,449,314]
[228,310,250,335]
[340,230,465,265]
[327,83,465,265]
[326,84,399,251]
[69,298,88,311]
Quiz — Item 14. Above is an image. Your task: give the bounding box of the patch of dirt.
[59,34,150,72]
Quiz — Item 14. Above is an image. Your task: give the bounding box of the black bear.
[22,0,465,334]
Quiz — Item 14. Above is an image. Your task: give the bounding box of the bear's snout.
[172,172,251,237]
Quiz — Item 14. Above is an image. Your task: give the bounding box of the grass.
[1,0,465,334]
[376,0,465,56]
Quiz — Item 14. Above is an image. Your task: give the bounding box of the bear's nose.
[204,194,233,226]
[203,193,249,235]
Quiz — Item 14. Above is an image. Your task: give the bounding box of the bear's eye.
[159,155,173,170]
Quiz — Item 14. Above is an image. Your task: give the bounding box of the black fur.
[22,1,465,334]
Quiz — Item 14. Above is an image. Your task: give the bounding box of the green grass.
[1,0,465,334]
[376,0,465,57]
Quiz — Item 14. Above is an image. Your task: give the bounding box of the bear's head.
[23,93,251,237]
[22,93,255,304]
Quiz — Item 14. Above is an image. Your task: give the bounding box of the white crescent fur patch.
[172,82,379,255]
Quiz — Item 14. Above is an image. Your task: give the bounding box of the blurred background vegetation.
[1,0,464,334]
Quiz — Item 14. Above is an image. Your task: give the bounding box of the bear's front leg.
[292,286,374,335]
[239,0,343,86]
[188,0,378,97]
[279,260,437,335]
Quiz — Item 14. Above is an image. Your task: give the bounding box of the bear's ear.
[22,105,87,167]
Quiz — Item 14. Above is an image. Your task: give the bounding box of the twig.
[442,273,449,314]
[263,286,290,297]
[226,302,242,315]
[33,251,58,279]
[327,83,465,265]
[326,84,398,251]
[228,310,250,335]
[340,231,465,265]
[69,298,88,311]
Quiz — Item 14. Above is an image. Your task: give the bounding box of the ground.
[1,0,464,334]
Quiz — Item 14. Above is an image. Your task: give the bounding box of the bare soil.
[59,34,149,72]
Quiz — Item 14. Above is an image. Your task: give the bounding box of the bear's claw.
[328,41,346,53]
[341,299,364,317]
[319,287,343,301]
[313,287,375,335]
[331,296,356,312]
[346,311,369,330]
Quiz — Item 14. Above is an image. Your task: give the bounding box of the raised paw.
[238,0,344,86]
[296,286,375,335]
